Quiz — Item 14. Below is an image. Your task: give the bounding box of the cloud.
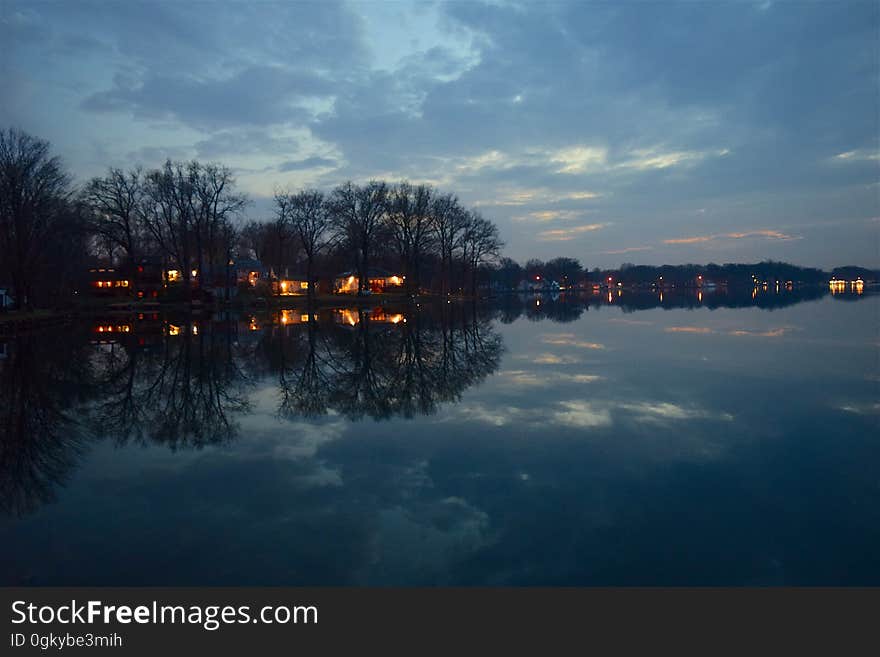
[494,370,602,388]
[665,326,713,334]
[550,146,609,174]
[728,327,797,338]
[618,402,733,424]
[475,188,601,208]
[517,210,585,223]
[528,353,583,365]
[663,229,799,245]
[616,147,729,172]
[452,398,732,431]
[540,334,605,350]
[837,402,880,415]
[4,0,877,266]
[554,401,613,428]
[82,65,329,129]
[603,246,653,255]
[665,326,797,338]
[832,149,879,162]
[279,156,338,172]
[194,130,301,159]
[537,223,609,241]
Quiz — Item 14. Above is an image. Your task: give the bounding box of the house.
[273,278,311,296]
[87,266,131,296]
[233,258,268,287]
[84,256,165,299]
[333,268,404,294]
[518,279,561,292]
[129,256,164,299]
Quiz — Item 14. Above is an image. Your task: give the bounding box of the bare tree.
[386,181,434,294]
[431,192,469,296]
[81,167,145,262]
[191,163,247,282]
[142,160,196,291]
[461,210,503,296]
[328,181,388,295]
[0,128,71,309]
[142,160,247,297]
[276,189,331,302]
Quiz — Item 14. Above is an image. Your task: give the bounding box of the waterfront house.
[233,258,268,287]
[333,268,404,294]
[87,265,131,297]
[274,277,311,296]
[87,256,164,299]
[0,286,13,310]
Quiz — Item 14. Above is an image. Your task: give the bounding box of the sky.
[1,0,878,268]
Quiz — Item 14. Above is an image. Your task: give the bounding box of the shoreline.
[1,281,872,335]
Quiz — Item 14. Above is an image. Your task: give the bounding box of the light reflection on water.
[0,288,878,585]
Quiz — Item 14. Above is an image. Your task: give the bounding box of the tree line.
[3,127,864,311]
[490,258,843,289]
[0,128,503,309]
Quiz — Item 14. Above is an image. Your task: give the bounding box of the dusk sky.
[2,1,877,268]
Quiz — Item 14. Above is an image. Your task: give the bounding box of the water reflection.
[89,314,250,450]
[0,333,93,515]
[1,289,877,585]
[0,304,503,515]
[2,288,867,517]
[494,284,862,322]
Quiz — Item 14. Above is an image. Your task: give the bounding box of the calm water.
[1,288,878,585]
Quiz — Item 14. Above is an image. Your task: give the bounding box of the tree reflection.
[0,286,858,517]
[87,316,251,449]
[492,285,841,321]
[259,304,504,421]
[0,332,93,515]
[1,304,504,516]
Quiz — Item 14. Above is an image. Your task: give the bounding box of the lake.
[1,287,878,585]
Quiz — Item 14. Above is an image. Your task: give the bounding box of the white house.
[0,286,13,310]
